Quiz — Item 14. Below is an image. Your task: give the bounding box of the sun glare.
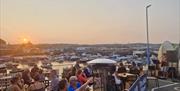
[23,38,28,44]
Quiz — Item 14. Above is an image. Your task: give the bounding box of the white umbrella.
[87,58,117,64]
[158,41,175,62]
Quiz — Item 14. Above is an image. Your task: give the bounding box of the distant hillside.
[35,43,161,49]
[0,38,6,45]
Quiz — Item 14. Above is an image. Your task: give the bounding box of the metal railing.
[129,74,147,91]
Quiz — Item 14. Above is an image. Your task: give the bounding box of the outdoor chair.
[148,65,156,76]
[147,65,159,88]
[168,67,176,79]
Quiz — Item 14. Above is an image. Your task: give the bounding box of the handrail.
[129,74,147,91]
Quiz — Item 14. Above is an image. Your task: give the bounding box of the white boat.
[41,62,52,69]
[0,64,6,69]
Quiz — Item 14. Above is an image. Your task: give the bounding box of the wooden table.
[124,64,132,67]
[117,73,136,90]
[118,73,135,78]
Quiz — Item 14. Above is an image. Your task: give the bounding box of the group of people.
[7,59,148,91]
[8,61,94,91]
[150,54,177,79]
[107,61,143,91]
[8,65,46,91]
[60,61,95,91]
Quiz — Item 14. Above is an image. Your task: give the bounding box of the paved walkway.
[153,83,180,91]
[148,79,180,91]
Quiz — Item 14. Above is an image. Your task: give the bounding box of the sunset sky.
[0,0,179,44]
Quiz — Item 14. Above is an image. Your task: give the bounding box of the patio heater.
[88,59,117,91]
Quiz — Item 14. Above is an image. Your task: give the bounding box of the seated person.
[168,64,176,79]
[68,76,81,91]
[161,60,169,78]
[151,59,160,76]
[8,76,22,91]
[29,74,45,91]
[139,66,144,76]
[50,70,60,91]
[76,70,87,85]
[83,66,92,78]
[59,77,93,91]
[22,69,32,86]
[129,66,140,75]
[30,65,40,79]
[112,72,122,91]
[58,79,68,91]
[39,69,45,82]
[117,63,127,73]
[74,61,81,70]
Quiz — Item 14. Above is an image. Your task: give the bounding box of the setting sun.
[23,38,28,44]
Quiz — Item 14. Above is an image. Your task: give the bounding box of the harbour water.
[16,61,75,76]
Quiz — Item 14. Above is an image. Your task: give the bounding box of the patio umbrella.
[87,58,117,64]
[158,41,175,62]
[87,58,116,91]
